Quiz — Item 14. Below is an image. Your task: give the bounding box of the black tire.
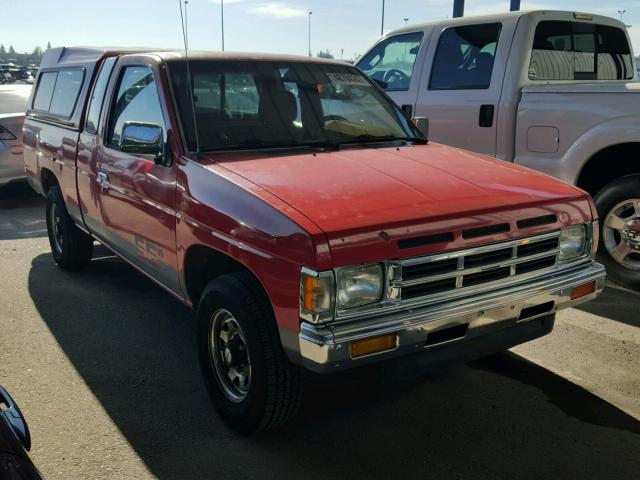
[594,174,640,290]
[45,185,93,269]
[196,272,302,433]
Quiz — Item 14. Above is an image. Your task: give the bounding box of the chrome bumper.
[298,261,605,372]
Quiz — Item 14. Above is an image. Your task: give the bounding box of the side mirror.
[0,386,31,451]
[120,121,165,163]
[413,116,429,140]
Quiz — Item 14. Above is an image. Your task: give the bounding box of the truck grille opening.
[517,237,559,257]
[462,223,510,239]
[398,232,454,250]
[391,232,561,304]
[403,278,457,299]
[403,258,458,281]
[519,301,555,320]
[517,214,557,229]
[425,324,469,346]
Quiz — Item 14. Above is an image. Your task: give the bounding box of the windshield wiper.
[202,140,341,152]
[338,135,427,146]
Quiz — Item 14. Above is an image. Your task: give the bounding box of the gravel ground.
[1,182,638,480]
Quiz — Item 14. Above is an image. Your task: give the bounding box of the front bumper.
[298,261,605,373]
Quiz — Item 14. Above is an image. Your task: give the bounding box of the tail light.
[0,125,17,141]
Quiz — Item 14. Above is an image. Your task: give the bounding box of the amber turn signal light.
[571,281,596,300]
[350,334,398,358]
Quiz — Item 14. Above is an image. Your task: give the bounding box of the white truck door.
[414,21,515,157]
[357,30,428,119]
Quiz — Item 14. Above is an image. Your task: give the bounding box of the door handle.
[97,171,109,189]
[479,105,495,128]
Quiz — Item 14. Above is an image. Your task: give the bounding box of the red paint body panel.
[22,49,596,348]
[209,143,591,265]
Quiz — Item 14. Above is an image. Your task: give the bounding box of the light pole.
[381,0,385,36]
[618,9,626,21]
[308,11,312,57]
[403,17,409,26]
[221,0,225,51]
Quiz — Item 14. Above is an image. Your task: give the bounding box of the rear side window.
[85,57,117,134]
[32,72,57,111]
[32,68,84,118]
[357,32,423,91]
[529,21,633,80]
[429,23,501,90]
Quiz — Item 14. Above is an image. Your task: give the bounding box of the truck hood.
[207,143,591,265]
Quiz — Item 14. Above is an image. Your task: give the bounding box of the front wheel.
[45,185,93,269]
[594,174,640,290]
[196,272,302,433]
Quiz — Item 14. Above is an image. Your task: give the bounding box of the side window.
[32,72,58,111]
[49,69,84,117]
[85,57,116,134]
[529,21,633,81]
[32,69,84,118]
[357,32,423,91]
[429,23,501,90]
[107,65,165,148]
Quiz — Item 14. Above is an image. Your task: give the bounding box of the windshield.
[167,60,421,152]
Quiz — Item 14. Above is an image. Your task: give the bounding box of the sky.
[2,0,639,60]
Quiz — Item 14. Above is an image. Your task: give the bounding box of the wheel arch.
[40,167,60,195]
[576,142,640,197]
[182,244,273,311]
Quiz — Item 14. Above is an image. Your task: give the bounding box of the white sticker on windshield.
[326,72,370,86]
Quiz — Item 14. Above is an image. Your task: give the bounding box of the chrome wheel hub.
[603,198,640,270]
[208,309,251,403]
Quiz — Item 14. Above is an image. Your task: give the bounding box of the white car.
[358,10,640,289]
[0,84,32,187]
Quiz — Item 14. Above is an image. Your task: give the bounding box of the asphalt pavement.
[1,182,638,480]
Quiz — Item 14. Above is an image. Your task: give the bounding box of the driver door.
[357,30,428,118]
[95,60,180,294]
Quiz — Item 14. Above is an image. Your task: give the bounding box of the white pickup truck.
[357,10,640,289]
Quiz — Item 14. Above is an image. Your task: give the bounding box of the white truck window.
[529,21,633,81]
[357,32,423,91]
[429,23,501,90]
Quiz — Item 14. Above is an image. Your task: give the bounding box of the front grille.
[391,232,561,303]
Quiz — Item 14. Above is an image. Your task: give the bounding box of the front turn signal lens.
[351,334,397,358]
[571,281,596,300]
[300,269,334,323]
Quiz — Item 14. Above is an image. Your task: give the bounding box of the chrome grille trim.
[397,247,560,287]
[392,231,561,298]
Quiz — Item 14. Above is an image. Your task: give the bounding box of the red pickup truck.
[24,47,605,433]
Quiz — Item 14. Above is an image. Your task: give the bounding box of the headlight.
[559,224,586,261]
[336,264,384,309]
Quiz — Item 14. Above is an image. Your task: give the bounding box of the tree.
[47,41,51,50]
[8,45,15,55]
[317,49,334,59]
[33,46,43,56]
[0,44,5,55]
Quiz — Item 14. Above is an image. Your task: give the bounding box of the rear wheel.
[45,185,93,269]
[594,174,640,290]
[196,272,302,433]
